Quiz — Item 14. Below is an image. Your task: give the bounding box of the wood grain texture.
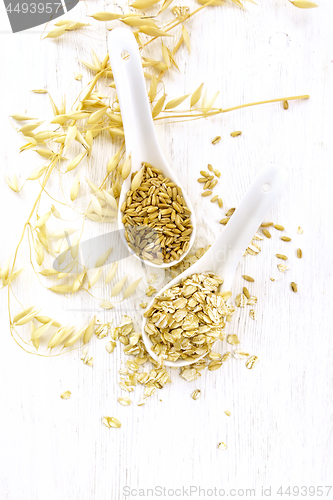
[0,0,332,499]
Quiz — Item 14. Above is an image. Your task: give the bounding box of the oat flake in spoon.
[143,165,287,367]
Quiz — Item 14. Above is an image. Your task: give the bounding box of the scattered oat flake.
[102,416,121,428]
[60,391,71,400]
[74,72,82,81]
[224,410,231,417]
[81,348,93,366]
[227,334,240,346]
[95,323,111,339]
[249,309,256,320]
[140,302,147,308]
[106,341,116,353]
[233,350,250,360]
[235,293,247,308]
[100,301,114,310]
[146,286,156,297]
[147,274,158,284]
[277,264,289,273]
[245,355,259,369]
[118,397,132,406]
[218,442,227,450]
[221,351,232,362]
[297,226,304,234]
[137,397,148,406]
[191,389,201,400]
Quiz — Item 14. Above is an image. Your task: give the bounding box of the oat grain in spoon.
[108,28,195,268]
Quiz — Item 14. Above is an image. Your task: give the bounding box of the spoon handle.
[108,28,160,166]
[210,164,287,288]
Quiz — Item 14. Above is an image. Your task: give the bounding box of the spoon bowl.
[142,164,287,367]
[108,28,196,268]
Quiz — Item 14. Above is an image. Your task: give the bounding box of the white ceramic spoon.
[108,27,196,268]
[142,164,287,367]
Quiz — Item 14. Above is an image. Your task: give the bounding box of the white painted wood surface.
[0,1,333,499]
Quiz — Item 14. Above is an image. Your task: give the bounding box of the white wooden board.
[0,0,332,498]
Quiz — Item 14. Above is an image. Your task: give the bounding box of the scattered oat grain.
[276,254,288,260]
[297,248,302,259]
[230,131,242,137]
[262,228,271,239]
[225,208,235,217]
[242,275,254,282]
[245,355,259,369]
[291,282,298,293]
